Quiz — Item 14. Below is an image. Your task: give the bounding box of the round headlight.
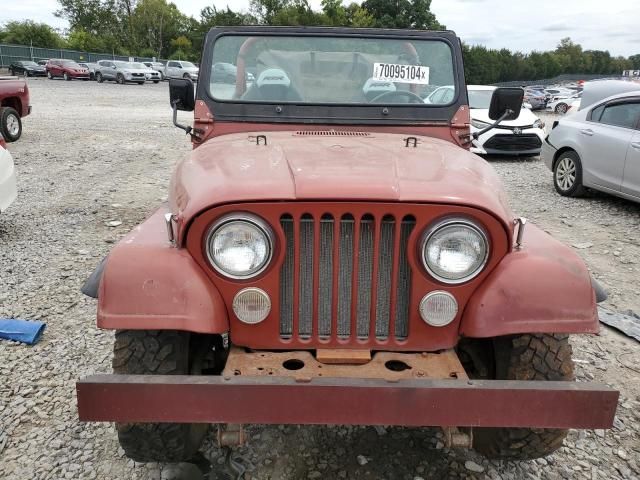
[206,214,274,279]
[422,218,489,284]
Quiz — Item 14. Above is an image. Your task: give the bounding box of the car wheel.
[183,73,191,80]
[63,72,71,81]
[555,103,568,114]
[47,71,53,79]
[96,72,103,83]
[0,107,23,142]
[116,73,125,84]
[137,81,145,85]
[553,151,586,197]
[153,80,159,84]
[473,334,574,460]
[113,330,217,462]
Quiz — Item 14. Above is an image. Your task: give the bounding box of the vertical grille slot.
[375,215,395,338]
[337,215,355,337]
[279,215,294,337]
[395,216,415,339]
[356,215,375,338]
[318,215,334,337]
[279,210,414,343]
[298,214,314,337]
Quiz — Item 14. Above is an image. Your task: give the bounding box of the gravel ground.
[0,78,639,480]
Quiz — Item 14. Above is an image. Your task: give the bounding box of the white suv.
[164,60,199,81]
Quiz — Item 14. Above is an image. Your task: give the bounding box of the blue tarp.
[0,318,46,345]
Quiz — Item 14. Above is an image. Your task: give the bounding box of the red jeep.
[0,75,31,142]
[78,27,618,466]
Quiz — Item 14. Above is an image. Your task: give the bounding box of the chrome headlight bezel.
[205,213,275,280]
[420,217,490,285]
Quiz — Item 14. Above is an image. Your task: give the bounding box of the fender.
[96,206,229,334]
[461,224,599,337]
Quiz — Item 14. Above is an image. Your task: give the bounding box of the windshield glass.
[62,61,80,67]
[468,89,494,109]
[209,35,455,105]
[22,61,38,66]
[129,62,145,68]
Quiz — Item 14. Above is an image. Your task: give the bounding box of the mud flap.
[81,256,107,299]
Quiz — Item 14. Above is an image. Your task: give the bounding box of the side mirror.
[169,78,195,112]
[488,87,524,120]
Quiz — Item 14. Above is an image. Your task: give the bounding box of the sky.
[1,0,638,57]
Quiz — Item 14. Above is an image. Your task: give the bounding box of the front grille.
[279,213,415,341]
[484,134,542,151]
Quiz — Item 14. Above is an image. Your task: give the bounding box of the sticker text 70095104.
[373,63,430,85]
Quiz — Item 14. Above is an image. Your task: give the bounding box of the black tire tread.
[0,107,22,142]
[113,330,206,463]
[473,333,574,460]
[554,150,587,197]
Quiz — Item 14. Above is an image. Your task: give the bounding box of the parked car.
[141,61,166,79]
[46,59,90,81]
[523,89,546,110]
[133,62,161,83]
[543,82,640,202]
[9,60,46,77]
[547,93,582,114]
[37,60,48,66]
[467,85,545,155]
[78,62,99,81]
[0,75,31,142]
[164,60,199,81]
[544,87,574,103]
[78,27,616,469]
[0,133,17,213]
[95,60,147,85]
[211,62,255,84]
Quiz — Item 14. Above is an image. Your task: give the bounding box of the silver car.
[95,60,147,84]
[543,82,640,202]
[164,60,199,81]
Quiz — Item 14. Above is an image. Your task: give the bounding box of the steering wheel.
[370,90,425,104]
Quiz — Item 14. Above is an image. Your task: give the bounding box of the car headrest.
[257,68,291,88]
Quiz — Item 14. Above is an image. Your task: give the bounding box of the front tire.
[47,71,53,79]
[555,103,568,114]
[96,72,103,83]
[0,107,22,142]
[554,150,586,197]
[473,334,574,460]
[64,72,71,81]
[113,330,211,463]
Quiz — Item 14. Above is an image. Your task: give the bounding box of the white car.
[467,85,545,155]
[547,93,582,114]
[542,82,640,202]
[164,60,199,81]
[0,136,17,212]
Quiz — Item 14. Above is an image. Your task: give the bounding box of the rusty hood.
[170,131,515,240]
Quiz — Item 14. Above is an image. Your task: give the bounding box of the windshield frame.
[197,27,467,126]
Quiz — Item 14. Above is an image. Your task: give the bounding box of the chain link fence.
[0,43,166,67]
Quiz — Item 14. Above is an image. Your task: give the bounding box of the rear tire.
[553,150,586,197]
[472,334,574,460]
[116,73,125,84]
[183,73,191,80]
[555,103,568,114]
[96,72,103,83]
[47,71,53,79]
[0,107,22,142]
[113,330,212,462]
[64,72,71,81]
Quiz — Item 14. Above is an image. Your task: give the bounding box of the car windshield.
[22,61,38,66]
[468,89,494,109]
[129,62,145,68]
[114,61,128,67]
[62,61,80,67]
[209,34,456,105]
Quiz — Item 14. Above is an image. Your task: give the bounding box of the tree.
[0,20,64,48]
[66,27,107,51]
[132,0,191,58]
[361,0,443,30]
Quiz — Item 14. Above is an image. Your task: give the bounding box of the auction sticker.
[373,63,430,84]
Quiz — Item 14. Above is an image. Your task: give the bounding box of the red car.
[0,75,31,142]
[78,27,618,467]
[46,59,90,81]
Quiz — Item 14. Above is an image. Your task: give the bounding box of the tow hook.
[217,424,246,447]
[442,426,473,449]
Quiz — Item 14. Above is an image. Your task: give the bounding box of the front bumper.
[471,126,545,155]
[0,148,17,212]
[541,137,558,171]
[77,373,618,429]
